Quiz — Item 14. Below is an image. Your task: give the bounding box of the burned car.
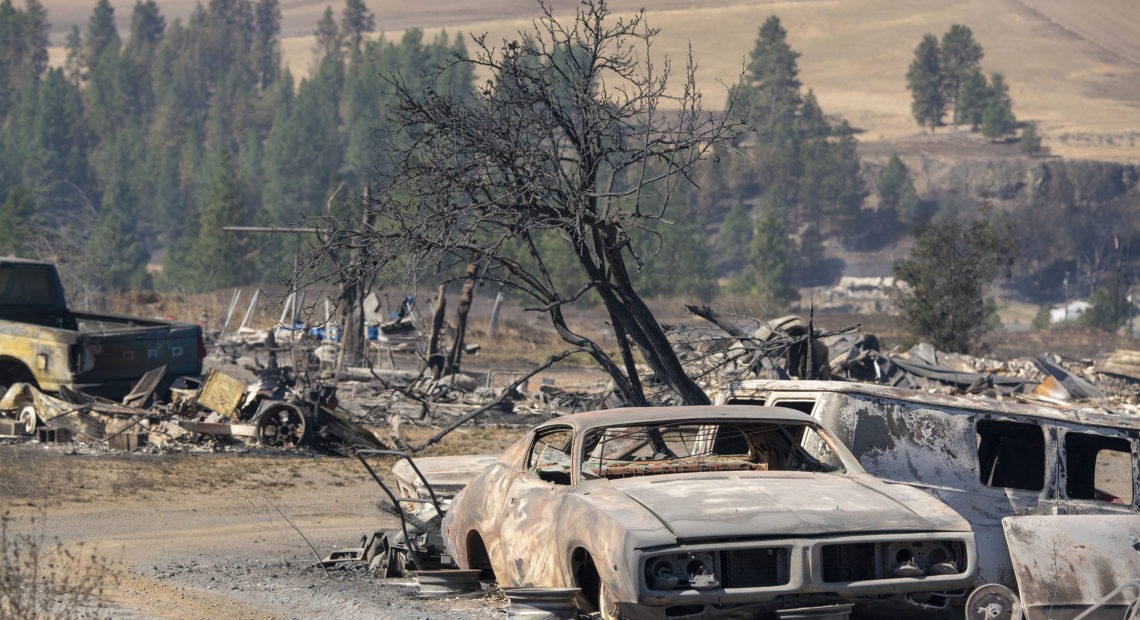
[441,405,977,619]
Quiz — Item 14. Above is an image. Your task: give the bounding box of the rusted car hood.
[608,471,967,540]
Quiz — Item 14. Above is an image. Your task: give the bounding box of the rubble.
[5,301,1139,458]
[679,307,1140,415]
[0,353,387,454]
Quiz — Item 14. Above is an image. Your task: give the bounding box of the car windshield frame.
[578,418,861,481]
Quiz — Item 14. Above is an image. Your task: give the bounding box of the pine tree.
[340,0,373,55]
[79,178,150,290]
[1019,123,1041,154]
[955,69,989,128]
[85,0,120,74]
[981,99,1017,141]
[259,59,344,279]
[752,193,798,306]
[0,0,50,117]
[715,199,753,272]
[878,154,919,224]
[799,119,866,237]
[342,35,393,188]
[734,189,796,306]
[743,16,803,185]
[252,0,280,89]
[185,151,252,291]
[85,44,153,141]
[63,25,83,84]
[125,0,165,64]
[940,24,983,123]
[893,207,1017,353]
[313,6,342,63]
[906,34,945,129]
[12,68,92,206]
[989,73,1011,107]
[0,185,37,257]
[630,193,717,301]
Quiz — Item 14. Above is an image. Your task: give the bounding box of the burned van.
[716,380,1140,617]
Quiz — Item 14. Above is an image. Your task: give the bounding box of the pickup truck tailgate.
[73,314,203,388]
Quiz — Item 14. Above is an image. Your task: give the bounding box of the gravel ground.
[1,443,516,619]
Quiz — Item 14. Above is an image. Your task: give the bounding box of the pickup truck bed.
[0,259,204,399]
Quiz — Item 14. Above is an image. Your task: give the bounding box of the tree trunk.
[427,284,447,380]
[340,187,375,368]
[549,306,648,407]
[340,280,366,367]
[445,262,477,375]
[597,229,710,406]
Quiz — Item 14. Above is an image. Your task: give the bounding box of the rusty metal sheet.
[1034,356,1104,400]
[1033,375,1072,401]
[196,369,248,417]
[1003,515,1140,620]
[316,405,386,450]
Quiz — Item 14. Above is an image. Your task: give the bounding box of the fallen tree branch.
[410,347,588,452]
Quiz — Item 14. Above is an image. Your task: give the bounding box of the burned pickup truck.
[0,259,203,399]
[435,405,976,619]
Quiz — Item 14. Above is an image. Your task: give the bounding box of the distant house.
[1049,300,1090,324]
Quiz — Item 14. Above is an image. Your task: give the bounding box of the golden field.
[40,0,1140,161]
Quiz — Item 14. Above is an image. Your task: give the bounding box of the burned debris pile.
[679,306,1140,414]
[4,291,1139,457]
[0,316,605,452]
[0,348,386,453]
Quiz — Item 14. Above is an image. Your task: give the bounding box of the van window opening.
[1064,432,1133,504]
[976,419,1045,491]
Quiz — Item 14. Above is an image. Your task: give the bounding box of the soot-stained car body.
[441,405,976,619]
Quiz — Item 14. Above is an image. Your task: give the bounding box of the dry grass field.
[40,0,1140,161]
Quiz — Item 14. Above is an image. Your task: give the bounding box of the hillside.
[43,0,1140,162]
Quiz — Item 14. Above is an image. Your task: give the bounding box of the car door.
[495,425,576,588]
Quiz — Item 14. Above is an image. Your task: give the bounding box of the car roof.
[536,404,819,434]
[0,258,54,268]
[724,379,1140,432]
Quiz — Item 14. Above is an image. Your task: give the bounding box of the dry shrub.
[0,512,110,619]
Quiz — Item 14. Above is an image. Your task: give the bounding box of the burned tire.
[17,405,37,434]
[254,403,308,448]
[965,583,1022,620]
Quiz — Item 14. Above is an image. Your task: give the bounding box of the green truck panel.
[0,259,204,399]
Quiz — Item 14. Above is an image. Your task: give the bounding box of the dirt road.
[2,444,508,619]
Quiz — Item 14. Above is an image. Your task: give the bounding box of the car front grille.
[721,547,789,588]
[820,542,878,582]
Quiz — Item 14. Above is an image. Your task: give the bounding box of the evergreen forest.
[2,0,1124,322]
[0,0,473,297]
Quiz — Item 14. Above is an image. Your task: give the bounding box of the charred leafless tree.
[299,0,743,406]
